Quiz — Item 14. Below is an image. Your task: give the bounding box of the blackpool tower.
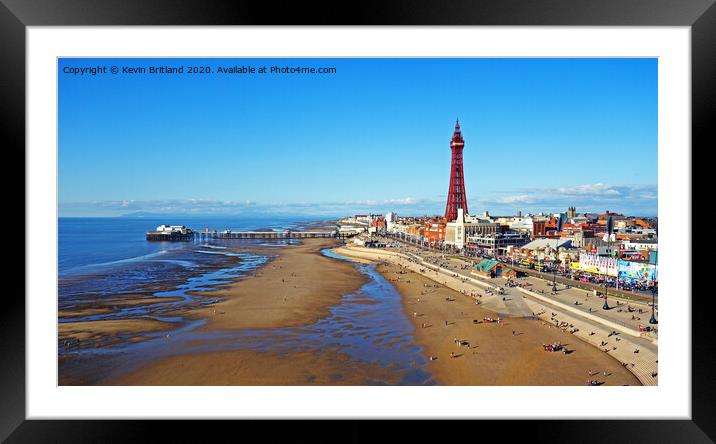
[444,118,469,221]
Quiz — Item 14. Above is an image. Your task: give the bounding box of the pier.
[147,228,353,241]
[193,230,342,241]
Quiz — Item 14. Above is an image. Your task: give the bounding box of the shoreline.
[334,245,641,386]
[60,237,380,385]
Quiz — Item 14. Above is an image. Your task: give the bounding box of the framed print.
[4,0,714,441]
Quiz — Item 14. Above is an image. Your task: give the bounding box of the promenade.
[430,254,658,335]
[337,243,658,386]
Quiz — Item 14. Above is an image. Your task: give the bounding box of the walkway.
[339,244,658,386]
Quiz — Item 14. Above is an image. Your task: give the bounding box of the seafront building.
[380,208,657,285]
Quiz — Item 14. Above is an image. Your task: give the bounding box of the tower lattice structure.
[444,119,469,222]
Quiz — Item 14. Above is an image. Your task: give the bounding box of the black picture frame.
[3,0,712,441]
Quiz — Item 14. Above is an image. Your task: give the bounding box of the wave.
[198,244,227,250]
[151,259,196,268]
[60,250,172,276]
[195,249,235,256]
[195,250,261,260]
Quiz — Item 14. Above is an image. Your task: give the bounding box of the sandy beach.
[110,349,402,385]
[187,238,368,331]
[335,246,641,386]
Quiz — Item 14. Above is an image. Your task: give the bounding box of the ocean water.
[59,216,323,276]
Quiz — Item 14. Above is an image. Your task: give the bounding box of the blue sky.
[58,58,657,217]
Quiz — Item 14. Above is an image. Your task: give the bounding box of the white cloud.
[59,184,656,218]
[554,183,622,196]
[495,194,536,204]
[480,183,657,216]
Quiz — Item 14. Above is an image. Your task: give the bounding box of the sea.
[58,217,433,385]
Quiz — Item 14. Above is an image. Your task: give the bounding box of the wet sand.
[336,247,640,386]
[59,296,185,318]
[58,293,192,348]
[59,319,174,348]
[110,349,401,385]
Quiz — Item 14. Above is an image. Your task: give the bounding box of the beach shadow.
[451,353,464,358]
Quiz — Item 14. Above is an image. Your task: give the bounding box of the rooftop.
[522,238,573,250]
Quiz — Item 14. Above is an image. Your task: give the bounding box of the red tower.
[444,119,469,221]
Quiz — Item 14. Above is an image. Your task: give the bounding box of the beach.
[188,238,368,330]
[334,245,641,386]
[110,349,402,385]
[60,235,640,386]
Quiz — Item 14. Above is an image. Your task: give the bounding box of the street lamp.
[601,252,610,310]
[602,248,612,310]
[649,254,658,324]
[602,222,614,311]
[552,267,557,293]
